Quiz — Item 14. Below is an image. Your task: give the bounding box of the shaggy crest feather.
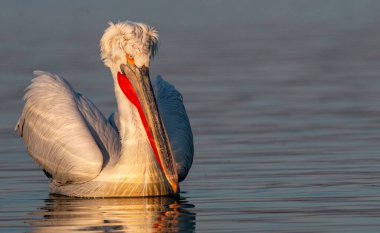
[100,21,159,69]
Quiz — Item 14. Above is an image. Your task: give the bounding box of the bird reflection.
[29,194,196,233]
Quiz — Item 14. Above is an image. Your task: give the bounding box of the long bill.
[119,64,178,193]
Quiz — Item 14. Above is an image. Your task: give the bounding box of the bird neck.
[109,68,168,190]
[111,67,151,153]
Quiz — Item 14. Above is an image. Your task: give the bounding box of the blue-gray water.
[1,1,380,232]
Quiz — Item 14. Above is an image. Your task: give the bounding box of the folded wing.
[152,76,194,182]
[15,71,120,184]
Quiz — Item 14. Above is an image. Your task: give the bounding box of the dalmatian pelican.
[15,21,194,197]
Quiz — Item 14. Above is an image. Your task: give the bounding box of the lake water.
[1,1,380,232]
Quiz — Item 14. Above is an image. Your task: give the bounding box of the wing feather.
[152,76,194,182]
[15,71,118,184]
[76,94,121,166]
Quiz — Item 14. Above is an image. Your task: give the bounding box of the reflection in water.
[2,1,380,232]
[28,195,195,233]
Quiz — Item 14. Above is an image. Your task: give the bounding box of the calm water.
[1,1,380,232]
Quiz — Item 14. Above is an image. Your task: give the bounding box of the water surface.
[1,1,380,232]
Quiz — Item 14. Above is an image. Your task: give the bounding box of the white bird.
[15,21,194,197]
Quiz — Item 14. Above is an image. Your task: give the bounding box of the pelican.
[15,21,194,197]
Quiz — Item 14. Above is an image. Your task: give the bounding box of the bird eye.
[126,54,135,65]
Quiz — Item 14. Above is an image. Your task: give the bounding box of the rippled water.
[1,1,380,232]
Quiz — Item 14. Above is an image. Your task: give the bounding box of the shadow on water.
[28,194,196,233]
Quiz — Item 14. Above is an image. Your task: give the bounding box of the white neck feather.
[110,66,153,162]
[106,67,169,195]
[111,67,141,143]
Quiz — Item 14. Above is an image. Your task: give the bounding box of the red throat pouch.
[117,72,164,171]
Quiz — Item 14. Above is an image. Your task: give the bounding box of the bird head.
[100,21,159,70]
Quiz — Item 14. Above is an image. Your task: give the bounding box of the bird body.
[15,21,193,197]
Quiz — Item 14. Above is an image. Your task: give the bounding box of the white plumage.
[15,21,193,197]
